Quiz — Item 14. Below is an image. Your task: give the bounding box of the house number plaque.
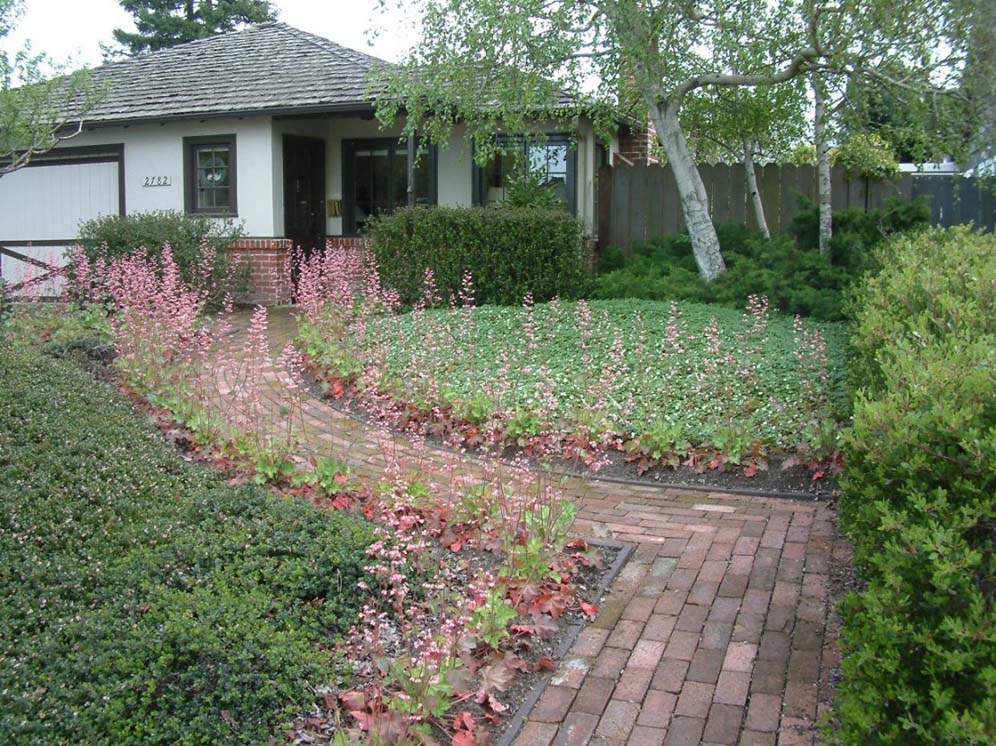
[142,175,172,187]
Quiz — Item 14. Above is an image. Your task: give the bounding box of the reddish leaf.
[535,656,557,671]
[453,711,476,732]
[478,662,515,694]
[452,734,478,746]
[744,463,757,478]
[565,538,588,550]
[579,600,599,619]
[530,614,559,639]
[339,690,366,711]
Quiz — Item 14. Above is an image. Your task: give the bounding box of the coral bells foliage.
[296,245,844,478]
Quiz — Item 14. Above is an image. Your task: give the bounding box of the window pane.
[483,150,517,206]
[193,142,232,211]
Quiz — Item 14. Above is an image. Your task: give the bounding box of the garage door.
[0,144,123,297]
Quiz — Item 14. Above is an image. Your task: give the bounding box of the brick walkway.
[217,309,843,746]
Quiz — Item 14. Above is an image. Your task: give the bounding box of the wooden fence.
[598,163,996,248]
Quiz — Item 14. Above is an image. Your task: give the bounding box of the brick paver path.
[216,309,844,746]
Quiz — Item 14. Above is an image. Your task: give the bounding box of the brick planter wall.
[227,238,293,306]
[225,236,369,306]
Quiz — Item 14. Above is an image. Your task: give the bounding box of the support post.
[407,133,416,207]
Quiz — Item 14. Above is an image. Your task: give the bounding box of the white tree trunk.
[743,139,770,239]
[650,104,727,281]
[813,80,833,254]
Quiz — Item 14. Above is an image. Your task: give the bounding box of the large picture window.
[184,135,237,216]
[342,138,437,235]
[473,136,577,213]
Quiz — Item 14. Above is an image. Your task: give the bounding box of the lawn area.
[304,297,848,459]
[0,343,373,744]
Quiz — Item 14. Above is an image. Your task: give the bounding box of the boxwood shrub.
[836,227,996,744]
[367,206,590,306]
[0,346,374,744]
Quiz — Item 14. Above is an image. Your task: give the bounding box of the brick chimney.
[615,115,659,166]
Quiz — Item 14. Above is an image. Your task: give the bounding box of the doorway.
[283,135,326,253]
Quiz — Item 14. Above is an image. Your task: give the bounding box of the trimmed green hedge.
[836,227,996,744]
[76,210,247,305]
[0,346,373,744]
[367,206,590,306]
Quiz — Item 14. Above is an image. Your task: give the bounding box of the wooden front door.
[283,135,326,253]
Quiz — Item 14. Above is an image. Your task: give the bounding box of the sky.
[0,0,418,69]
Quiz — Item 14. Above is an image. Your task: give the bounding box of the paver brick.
[637,690,677,728]
[663,716,706,746]
[627,725,666,746]
[571,625,609,655]
[651,658,689,693]
[553,712,600,746]
[573,676,615,715]
[714,671,751,706]
[614,667,653,702]
[595,700,640,740]
[686,648,725,684]
[532,685,577,723]
[629,640,666,669]
[703,703,744,745]
[642,614,677,642]
[514,721,559,746]
[675,681,714,718]
[591,648,630,679]
[745,693,782,732]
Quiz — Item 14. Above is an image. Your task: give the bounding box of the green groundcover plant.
[835,227,996,744]
[0,345,374,745]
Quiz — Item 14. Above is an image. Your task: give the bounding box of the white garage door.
[0,145,122,296]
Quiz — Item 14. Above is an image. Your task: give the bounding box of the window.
[184,135,237,215]
[342,138,437,235]
[473,136,577,213]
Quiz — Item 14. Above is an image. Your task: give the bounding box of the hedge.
[836,227,996,744]
[76,210,247,306]
[0,345,374,744]
[367,206,590,306]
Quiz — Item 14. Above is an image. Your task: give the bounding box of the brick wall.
[225,237,370,306]
[615,119,659,166]
[226,238,293,306]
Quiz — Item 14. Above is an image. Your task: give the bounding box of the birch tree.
[375,0,984,280]
[682,82,808,238]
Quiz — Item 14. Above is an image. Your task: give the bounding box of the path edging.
[496,538,635,746]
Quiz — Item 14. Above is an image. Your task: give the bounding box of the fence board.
[599,164,994,248]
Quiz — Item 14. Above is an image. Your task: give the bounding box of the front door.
[283,135,326,253]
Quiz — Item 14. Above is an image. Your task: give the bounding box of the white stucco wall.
[20,113,610,241]
[60,117,278,236]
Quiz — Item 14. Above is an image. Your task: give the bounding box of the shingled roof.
[82,22,390,125]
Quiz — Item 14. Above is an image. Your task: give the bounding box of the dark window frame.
[472,134,578,214]
[183,134,238,216]
[341,137,438,236]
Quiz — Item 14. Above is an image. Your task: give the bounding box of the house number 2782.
[142,176,172,187]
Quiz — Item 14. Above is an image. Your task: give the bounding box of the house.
[0,22,630,303]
